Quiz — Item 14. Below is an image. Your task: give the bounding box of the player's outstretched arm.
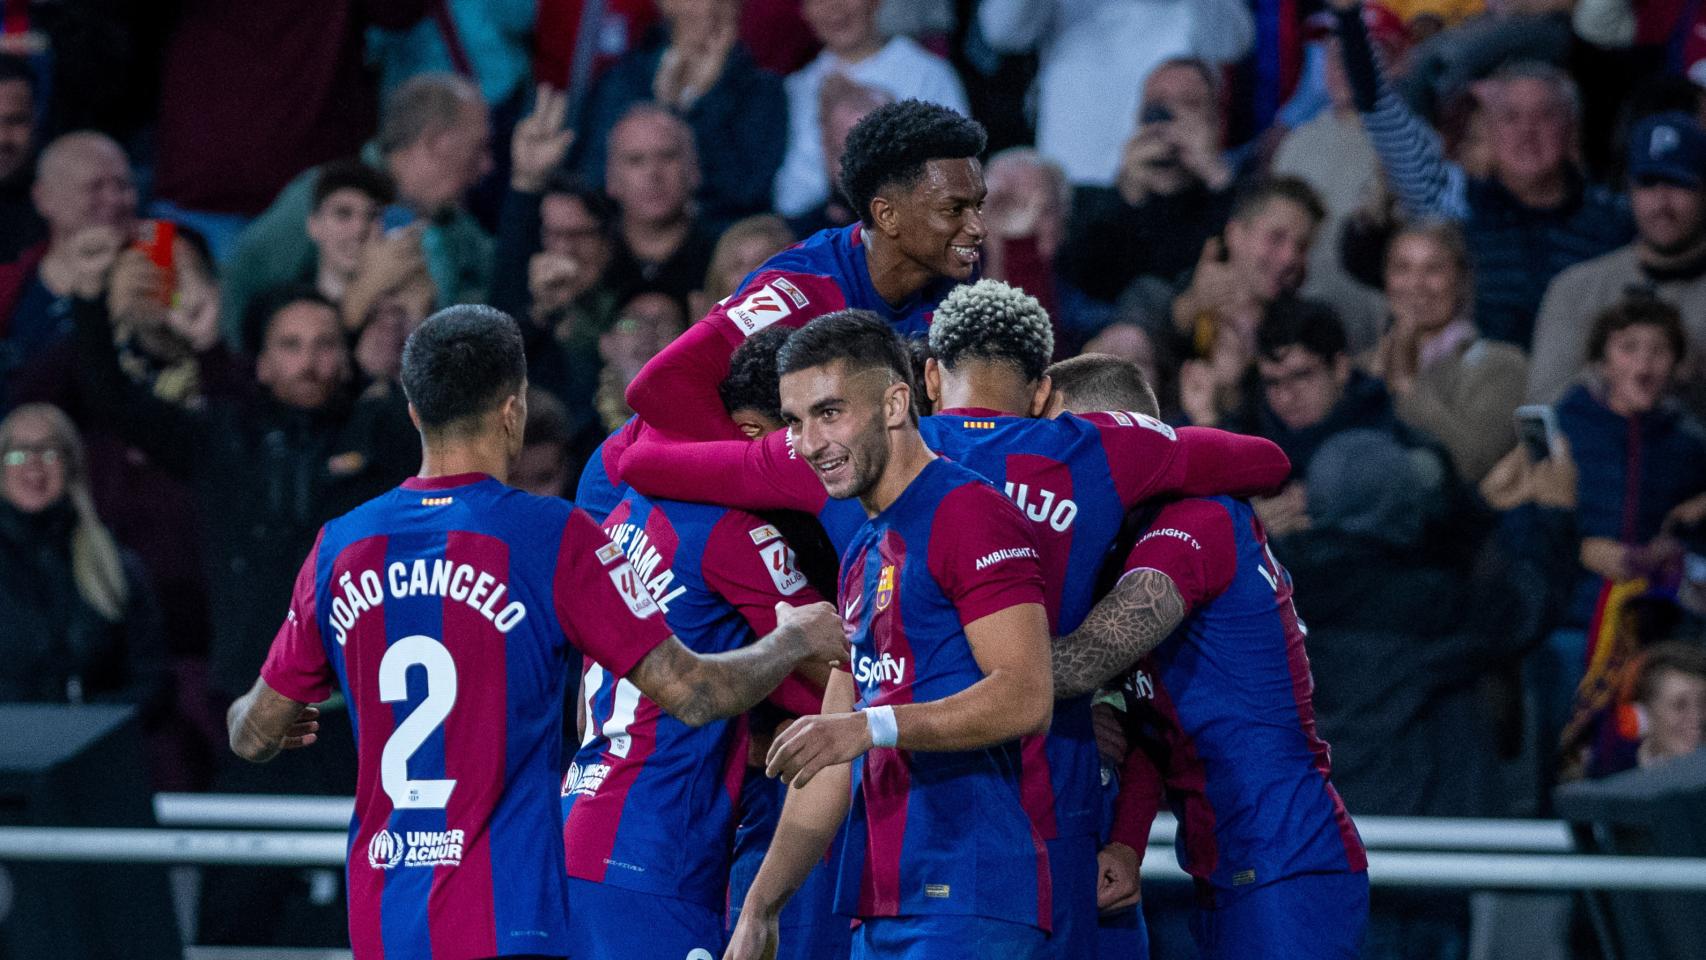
[766,602,1055,788]
[618,430,825,513]
[726,671,858,960]
[628,601,848,728]
[1053,570,1187,699]
[227,677,322,763]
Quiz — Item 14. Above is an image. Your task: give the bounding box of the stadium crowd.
[2,0,1705,957]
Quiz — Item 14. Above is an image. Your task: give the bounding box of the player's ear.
[923,357,942,404]
[869,193,901,239]
[1027,374,1053,418]
[884,380,912,427]
[406,403,423,432]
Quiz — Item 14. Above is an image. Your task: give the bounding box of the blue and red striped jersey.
[1114,496,1368,891]
[615,409,1292,841]
[834,457,1054,931]
[625,224,962,441]
[563,489,824,908]
[260,473,675,960]
[574,417,643,523]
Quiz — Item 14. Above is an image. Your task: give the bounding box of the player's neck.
[860,429,936,516]
[938,375,1030,417]
[862,232,933,307]
[418,439,511,486]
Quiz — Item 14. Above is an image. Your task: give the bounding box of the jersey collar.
[938,406,1018,419]
[402,473,492,491]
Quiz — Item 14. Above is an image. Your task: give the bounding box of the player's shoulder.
[928,459,1024,521]
[1137,497,1243,550]
[1061,410,1179,440]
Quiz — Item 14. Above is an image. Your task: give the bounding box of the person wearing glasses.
[0,402,166,715]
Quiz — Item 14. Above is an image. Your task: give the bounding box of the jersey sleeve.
[1108,737,1165,851]
[259,528,335,704]
[1076,412,1291,507]
[1120,499,1240,613]
[701,511,827,635]
[617,428,831,516]
[552,507,675,677]
[927,482,1048,625]
[624,268,849,439]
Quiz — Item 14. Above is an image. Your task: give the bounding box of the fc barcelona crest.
[876,565,895,611]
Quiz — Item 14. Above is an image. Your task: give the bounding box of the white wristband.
[865,705,898,749]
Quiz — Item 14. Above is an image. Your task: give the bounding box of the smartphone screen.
[1513,405,1558,461]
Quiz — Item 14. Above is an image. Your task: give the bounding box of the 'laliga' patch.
[607,560,659,618]
[727,282,798,335]
[760,541,807,596]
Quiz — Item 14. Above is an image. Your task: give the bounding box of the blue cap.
[1629,111,1706,189]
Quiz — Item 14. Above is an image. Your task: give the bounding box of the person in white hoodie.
[773,0,969,218]
[980,0,1254,187]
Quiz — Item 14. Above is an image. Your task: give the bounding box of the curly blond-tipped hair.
[927,279,1054,382]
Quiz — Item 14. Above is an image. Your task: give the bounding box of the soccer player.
[619,282,1291,957]
[623,99,989,442]
[226,305,848,960]
[726,311,1058,959]
[561,329,833,960]
[1050,472,1371,960]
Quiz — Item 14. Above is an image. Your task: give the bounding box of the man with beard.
[724,311,1058,959]
[1529,112,1706,418]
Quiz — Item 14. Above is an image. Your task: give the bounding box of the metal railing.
[0,795,1689,892]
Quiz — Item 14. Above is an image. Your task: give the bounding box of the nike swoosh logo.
[844,592,863,619]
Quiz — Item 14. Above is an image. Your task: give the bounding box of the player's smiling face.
[780,360,895,501]
[888,158,987,283]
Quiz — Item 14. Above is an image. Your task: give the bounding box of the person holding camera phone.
[1059,58,1245,306]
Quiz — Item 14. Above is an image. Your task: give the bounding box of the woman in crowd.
[689,213,795,319]
[1365,219,1528,482]
[0,403,166,714]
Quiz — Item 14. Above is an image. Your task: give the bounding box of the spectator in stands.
[690,213,795,319]
[1555,299,1706,660]
[1366,220,1528,482]
[69,286,413,707]
[0,131,134,400]
[981,147,1094,346]
[1398,0,1575,123]
[1530,112,1706,417]
[303,160,395,309]
[1165,179,1328,431]
[513,386,577,498]
[1272,14,1395,352]
[601,104,718,303]
[1289,427,1577,959]
[221,73,494,347]
[0,55,43,262]
[1061,58,1243,306]
[367,0,536,110]
[1627,642,1706,771]
[1226,299,1456,537]
[569,0,787,228]
[783,74,891,238]
[0,402,165,715]
[1331,0,1634,349]
[151,0,431,251]
[1081,323,1175,417]
[595,287,689,431]
[977,0,1254,188]
[772,0,968,219]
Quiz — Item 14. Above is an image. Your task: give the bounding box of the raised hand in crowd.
[66,225,124,300]
[527,250,584,321]
[1173,237,1261,337]
[341,222,428,331]
[511,84,574,194]
[654,0,739,111]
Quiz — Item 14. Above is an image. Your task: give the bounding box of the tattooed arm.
[1052,569,1186,699]
[627,601,848,727]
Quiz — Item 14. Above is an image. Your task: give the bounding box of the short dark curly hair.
[401,304,527,431]
[928,279,1053,382]
[720,326,791,420]
[838,100,986,226]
